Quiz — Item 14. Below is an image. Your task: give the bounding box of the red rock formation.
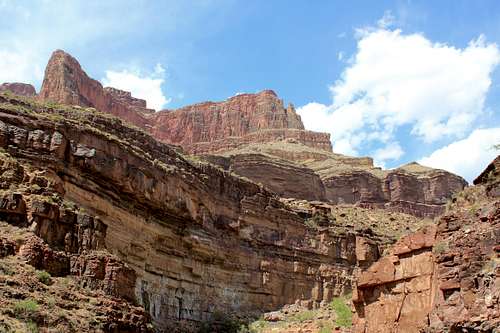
[150,91,332,152]
[36,50,465,218]
[0,82,36,96]
[38,50,332,153]
[38,50,151,127]
[0,94,416,330]
[352,156,500,332]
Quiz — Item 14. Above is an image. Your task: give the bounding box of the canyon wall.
[0,94,411,330]
[352,156,500,332]
[32,50,466,218]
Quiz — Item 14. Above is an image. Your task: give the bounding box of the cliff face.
[352,156,500,333]
[0,94,431,331]
[206,143,467,218]
[38,50,332,153]
[38,50,152,127]
[35,50,466,218]
[0,82,36,97]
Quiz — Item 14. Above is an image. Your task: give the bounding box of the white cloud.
[419,128,500,182]
[102,64,170,110]
[0,48,44,85]
[373,142,404,168]
[297,27,500,157]
[337,52,344,61]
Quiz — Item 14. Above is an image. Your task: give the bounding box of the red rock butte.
[38,50,332,154]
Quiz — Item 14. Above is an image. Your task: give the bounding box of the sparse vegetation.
[291,310,316,322]
[25,320,38,333]
[433,241,449,254]
[36,270,51,285]
[330,296,352,327]
[13,299,39,318]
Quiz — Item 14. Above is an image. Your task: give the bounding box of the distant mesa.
[0,82,36,97]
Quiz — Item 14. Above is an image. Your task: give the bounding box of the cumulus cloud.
[102,64,170,110]
[419,128,500,183]
[0,48,44,84]
[373,142,404,167]
[297,28,500,158]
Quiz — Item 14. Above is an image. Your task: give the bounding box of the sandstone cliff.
[352,156,500,333]
[0,82,36,97]
[35,50,467,218]
[0,93,432,331]
[206,143,467,217]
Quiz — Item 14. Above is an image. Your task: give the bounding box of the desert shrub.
[291,310,316,322]
[36,270,51,285]
[318,321,334,333]
[330,297,352,327]
[26,320,38,333]
[433,241,449,254]
[13,299,39,318]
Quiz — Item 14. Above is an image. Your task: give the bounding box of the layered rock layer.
[352,156,500,332]
[206,143,467,218]
[33,50,466,218]
[0,94,427,330]
[0,82,36,97]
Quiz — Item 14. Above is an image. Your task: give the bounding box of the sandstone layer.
[0,93,431,331]
[0,82,36,97]
[35,50,467,218]
[352,156,500,333]
[206,143,467,217]
[36,51,466,217]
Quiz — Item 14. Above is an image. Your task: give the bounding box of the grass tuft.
[330,297,352,327]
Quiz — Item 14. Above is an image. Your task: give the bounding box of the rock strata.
[352,155,500,333]
[0,82,36,96]
[0,93,431,330]
[33,50,467,218]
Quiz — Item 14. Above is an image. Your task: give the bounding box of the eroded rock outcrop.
[0,82,36,97]
[38,50,152,127]
[353,156,500,333]
[0,93,431,331]
[34,50,467,218]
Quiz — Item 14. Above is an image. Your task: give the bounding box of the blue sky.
[0,0,499,181]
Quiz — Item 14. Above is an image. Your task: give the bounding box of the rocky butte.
[0,49,490,333]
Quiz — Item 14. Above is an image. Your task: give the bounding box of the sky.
[0,0,499,182]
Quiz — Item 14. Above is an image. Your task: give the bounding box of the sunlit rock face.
[36,50,466,218]
[0,82,36,96]
[352,157,500,333]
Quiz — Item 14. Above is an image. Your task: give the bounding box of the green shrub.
[36,270,51,285]
[26,320,38,333]
[330,297,352,327]
[13,299,39,317]
[291,310,316,322]
[318,321,334,333]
